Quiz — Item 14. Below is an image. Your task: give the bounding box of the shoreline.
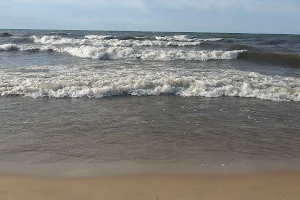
[1,171,300,200]
[1,159,300,178]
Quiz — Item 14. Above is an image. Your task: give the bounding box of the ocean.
[0,29,300,177]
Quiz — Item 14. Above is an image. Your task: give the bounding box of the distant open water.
[0,29,299,175]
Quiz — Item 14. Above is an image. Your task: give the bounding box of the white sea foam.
[1,65,299,102]
[59,46,136,60]
[84,34,211,42]
[31,35,203,47]
[31,34,222,47]
[32,35,98,46]
[155,35,222,42]
[57,46,244,61]
[0,43,19,51]
[0,43,55,52]
[84,35,115,40]
[0,43,244,61]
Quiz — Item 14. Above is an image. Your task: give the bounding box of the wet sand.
[1,172,300,200]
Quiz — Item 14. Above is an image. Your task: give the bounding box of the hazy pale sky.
[1,0,300,34]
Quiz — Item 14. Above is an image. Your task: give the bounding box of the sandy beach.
[1,172,300,200]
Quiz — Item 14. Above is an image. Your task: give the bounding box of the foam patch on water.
[1,65,299,101]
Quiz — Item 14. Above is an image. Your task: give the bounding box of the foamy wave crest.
[58,46,243,61]
[84,35,116,40]
[156,35,222,42]
[32,35,203,47]
[0,43,20,51]
[1,66,299,102]
[0,43,55,52]
[59,46,135,60]
[31,35,88,45]
[0,43,242,60]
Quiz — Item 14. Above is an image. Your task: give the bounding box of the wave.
[155,35,222,42]
[12,37,35,44]
[1,66,299,102]
[259,39,287,45]
[84,35,116,40]
[0,43,243,61]
[31,35,203,47]
[30,34,221,47]
[0,43,54,52]
[0,32,13,37]
[3,42,299,67]
[57,46,243,61]
[0,44,19,51]
[238,51,300,68]
[84,34,222,42]
[84,35,154,41]
[31,35,85,45]
[50,32,71,36]
[0,34,222,48]
[228,44,253,51]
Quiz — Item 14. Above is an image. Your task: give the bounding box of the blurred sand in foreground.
[0,172,300,200]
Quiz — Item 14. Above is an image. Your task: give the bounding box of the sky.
[1,0,300,34]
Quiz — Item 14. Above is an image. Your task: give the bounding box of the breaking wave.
[31,35,204,47]
[0,43,244,61]
[0,43,19,51]
[2,33,299,67]
[2,42,299,67]
[84,34,222,42]
[58,46,243,61]
[155,35,222,42]
[0,43,53,52]
[1,66,299,102]
[84,35,117,40]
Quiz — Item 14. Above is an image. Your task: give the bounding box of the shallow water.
[0,97,299,167]
[0,30,300,175]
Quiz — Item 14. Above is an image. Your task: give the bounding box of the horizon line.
[1,28,299,36]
